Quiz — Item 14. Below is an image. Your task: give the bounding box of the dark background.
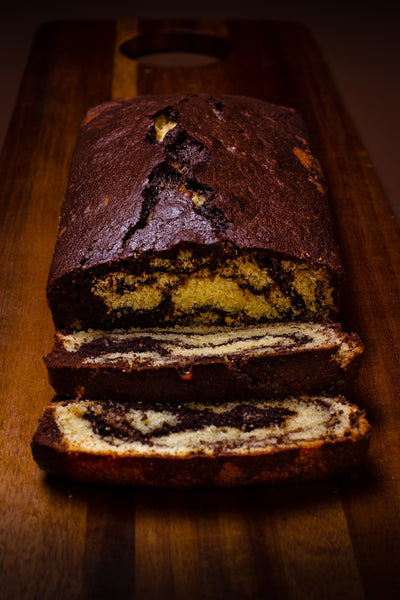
[2,0,399,220]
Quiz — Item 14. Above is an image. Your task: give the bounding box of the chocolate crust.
[48,94,342,279]
[31,401,371,488]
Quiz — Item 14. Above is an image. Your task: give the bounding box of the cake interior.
[82,248,339,329]
[57,322,358,370]
[52,396,365,457]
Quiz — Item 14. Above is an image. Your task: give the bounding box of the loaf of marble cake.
[31,395,371,488]
[33,94,370,488]
[44,322,363,403]
[47,94,343,332]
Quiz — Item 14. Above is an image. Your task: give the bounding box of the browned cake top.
[48,94,343,284]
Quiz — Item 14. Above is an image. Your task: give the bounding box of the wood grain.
[1,20,400,599]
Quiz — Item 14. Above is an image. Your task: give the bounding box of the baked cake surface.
[31,395,371,487]
[47,94,343,331]
[44,322,363,402]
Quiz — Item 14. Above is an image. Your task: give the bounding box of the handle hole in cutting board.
[119,30,231,67]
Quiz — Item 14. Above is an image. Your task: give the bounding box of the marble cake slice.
[46,94,343,332]
[31,395,371,488]
[43,322,363,403]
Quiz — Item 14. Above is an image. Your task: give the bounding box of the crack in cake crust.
[122,104,228,248]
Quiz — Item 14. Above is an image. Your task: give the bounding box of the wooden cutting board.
[1,20,400,599]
